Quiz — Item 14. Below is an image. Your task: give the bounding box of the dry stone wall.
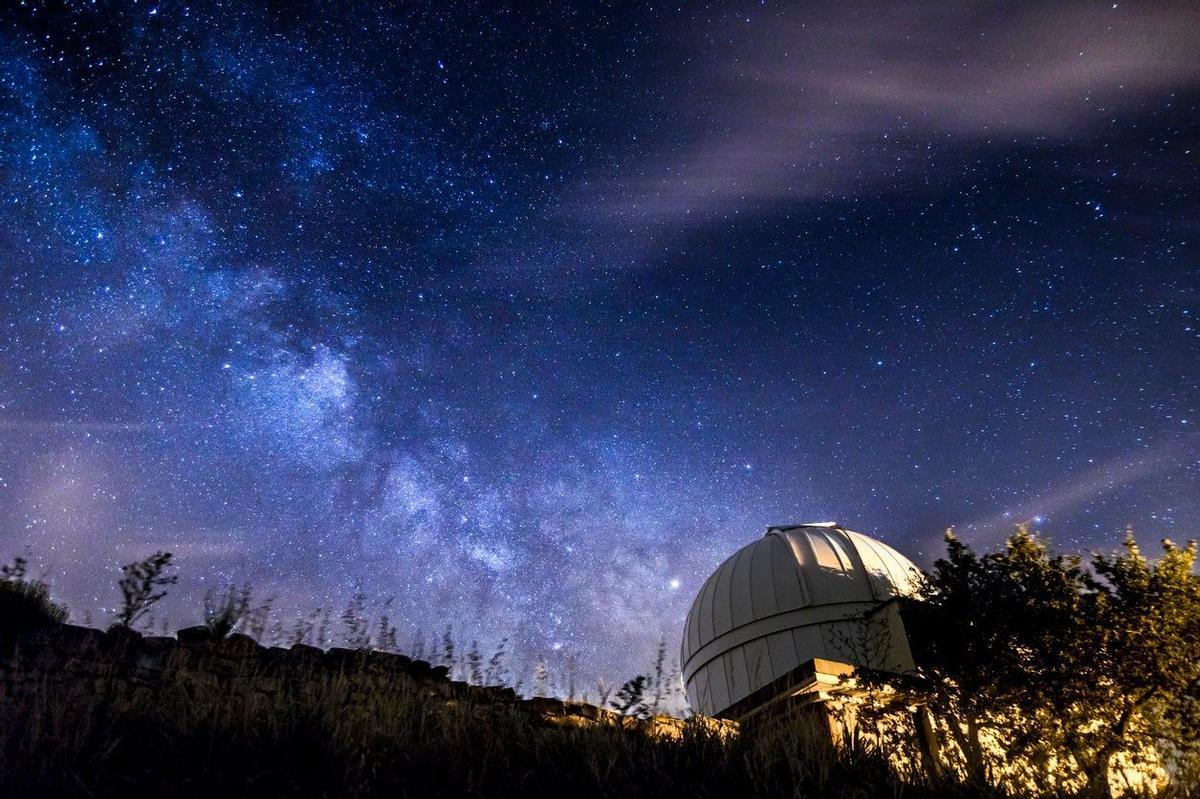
[0,623,735,741]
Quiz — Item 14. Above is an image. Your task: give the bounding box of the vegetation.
[0,556,67,638]
[611,674,650,717]
[868,525,1200,797]
[114,550,177,628]
[1,527,1198,797]
[203,582,253,638]
[0,647,962,799]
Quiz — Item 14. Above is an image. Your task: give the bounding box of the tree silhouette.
[115,551,177,629]
[611,674,650,717]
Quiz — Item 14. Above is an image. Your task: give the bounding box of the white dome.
[681,523,920,719]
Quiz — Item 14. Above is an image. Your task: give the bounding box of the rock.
[366,650,411,671]
[325,646,365,668]
[143,635,177,648]
[217,633,260,656]
[165,645,197,669]
[543,714,597,730]
[289,643,323,658]
[204,657,238,678]
[526,696,567,716]
[133,650,167,677]
[254,677,282,694]
[564,701,606,721]
[478,685,518,704]
[52,624,105,657]
[643,715,684,739]
[177,625,213,645]
[447,680,472,698]
[0,617,743,754]
[103,625,144,646]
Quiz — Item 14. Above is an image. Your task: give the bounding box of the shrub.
[611,675,650,717]
[114,551,177,629]
[0,556,68,637]
[203,583,252,639]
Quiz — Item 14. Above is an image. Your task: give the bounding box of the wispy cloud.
[574,2,1200,234]
[0,419,154,434]
[961,436,1197,537]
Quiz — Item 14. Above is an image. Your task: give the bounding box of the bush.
[204,583,252,639]
[0,557,68,636]
[114,551,176,628]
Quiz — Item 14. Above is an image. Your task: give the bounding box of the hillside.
[0,619,960,798]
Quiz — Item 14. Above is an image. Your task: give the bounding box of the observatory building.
[681,522,920,721]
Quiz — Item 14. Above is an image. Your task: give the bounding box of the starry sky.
[1,1,1197,683]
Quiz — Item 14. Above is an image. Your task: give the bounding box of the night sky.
[1,2,1197,684]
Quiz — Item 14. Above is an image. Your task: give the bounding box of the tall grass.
[0,637,975,799]
[0,560,1055,798]
[0,556,68,637]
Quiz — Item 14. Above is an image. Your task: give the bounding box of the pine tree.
[375,598,398,652]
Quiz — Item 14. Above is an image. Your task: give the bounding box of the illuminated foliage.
[882,526,1200,797]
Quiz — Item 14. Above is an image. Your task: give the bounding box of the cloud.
[0,420,154,434]
[960,436,1197,538]
[574,2,1200,233]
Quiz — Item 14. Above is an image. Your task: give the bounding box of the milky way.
[0,2,1197,685]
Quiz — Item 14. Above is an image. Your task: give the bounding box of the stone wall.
[0,622,735,741]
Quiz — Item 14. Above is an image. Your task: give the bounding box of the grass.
[0,632,987,799]
[0,560,68,637]
[0,559,1137,799]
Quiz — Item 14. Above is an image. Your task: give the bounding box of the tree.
[1069,531,1200,797]
[440,624,456,668]
[611,674,650,717]
[564,653,578,701]
[868,527,1088,790]
[374,596,398,652]
[871,526,1200,798]
[594,678,615,709]
[242,593,276,642]
[1,556,29,581]
[115,551,177,629]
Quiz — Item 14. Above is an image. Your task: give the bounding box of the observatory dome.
[681,523,920,719]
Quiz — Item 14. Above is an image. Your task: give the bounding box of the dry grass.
[0,647,986,799]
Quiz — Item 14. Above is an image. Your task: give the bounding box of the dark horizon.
[0,1,1196,680]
